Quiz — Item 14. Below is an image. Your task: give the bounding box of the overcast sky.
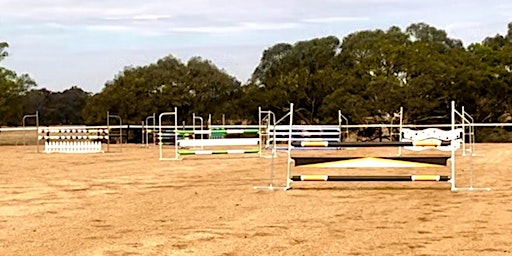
[1,0,511,93]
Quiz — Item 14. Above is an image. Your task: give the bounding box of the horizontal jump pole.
[174,129,259,135]
[178,138,260,147]
[291,175,451,182]
[274,147,342,151]
[39,129,107,133]
[38,135,109,140]
[292,141,451,148]
[178,149,260,155]
[269,131,341,136]
[293,156,450,168]
[270,138,341,142]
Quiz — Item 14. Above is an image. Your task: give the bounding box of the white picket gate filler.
[38,128,108,153]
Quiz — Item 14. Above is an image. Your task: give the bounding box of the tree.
[82,54,241,125]
[466,22,512,123]
[321,28,409,123]
[248,36,342,124]
[0,42,36,126]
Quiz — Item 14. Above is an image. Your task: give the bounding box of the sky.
[1,0,511,93]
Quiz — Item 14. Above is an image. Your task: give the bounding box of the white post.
[451,101,456,191]
[145,114,155,148]
[174,107,178,160]
[397,106,403,156]
[285,103,294,190]
[159,108,180,161]
[258,107,262,157]
[141,121,145,146]
[192,113,204,149]
[461,106,466,156]
[338,111,349,142]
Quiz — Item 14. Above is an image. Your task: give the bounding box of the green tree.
[321,27,408,124]
[0,42,36,126]
[82,54,241,125]
[467,22,512,122]
[249,36,341,124]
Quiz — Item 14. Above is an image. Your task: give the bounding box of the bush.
[476,127,512,142]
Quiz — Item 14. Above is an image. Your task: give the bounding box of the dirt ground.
[0,143,511,256]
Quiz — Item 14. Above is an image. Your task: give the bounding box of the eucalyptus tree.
[0,42,36,126]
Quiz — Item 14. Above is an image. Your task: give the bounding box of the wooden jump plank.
[292,156,450,168]
[291,175,451,182]
[291,141,451,148]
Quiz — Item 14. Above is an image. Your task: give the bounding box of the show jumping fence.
[157,107,282,160]
[38,128,108,153]
[254,101,490,192]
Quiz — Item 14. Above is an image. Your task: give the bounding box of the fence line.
[3,122,512,133]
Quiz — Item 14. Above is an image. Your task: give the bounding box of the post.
[285,103,294,190]
[159,107,179,160]
[35,111,39,153]
[107,111,110,153]
[22,111,39,150]
[141,121,145,146]
[145,114,155,148]
[461,106,466,155]
[450,101,456,191]
[174,107,178,160]
[253,107,283,190]
[258,107,262,157]
[397,106,403,156]
[107,112,123,152]
[338,110,348,142]
[192,113,204,149]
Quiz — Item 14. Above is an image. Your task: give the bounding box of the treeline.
[2,22,512,134]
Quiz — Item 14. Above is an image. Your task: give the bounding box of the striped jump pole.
[291,175,451,182]
[174,129,259,136]
[291,141,451,148]
[178,149,259,155]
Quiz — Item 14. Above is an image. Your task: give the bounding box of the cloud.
[2,0,512,93]
[302,16,370,23]
[132,14,172,21]
[169,22,300,34]
[445,22,481,31]
[85,25,133,32]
